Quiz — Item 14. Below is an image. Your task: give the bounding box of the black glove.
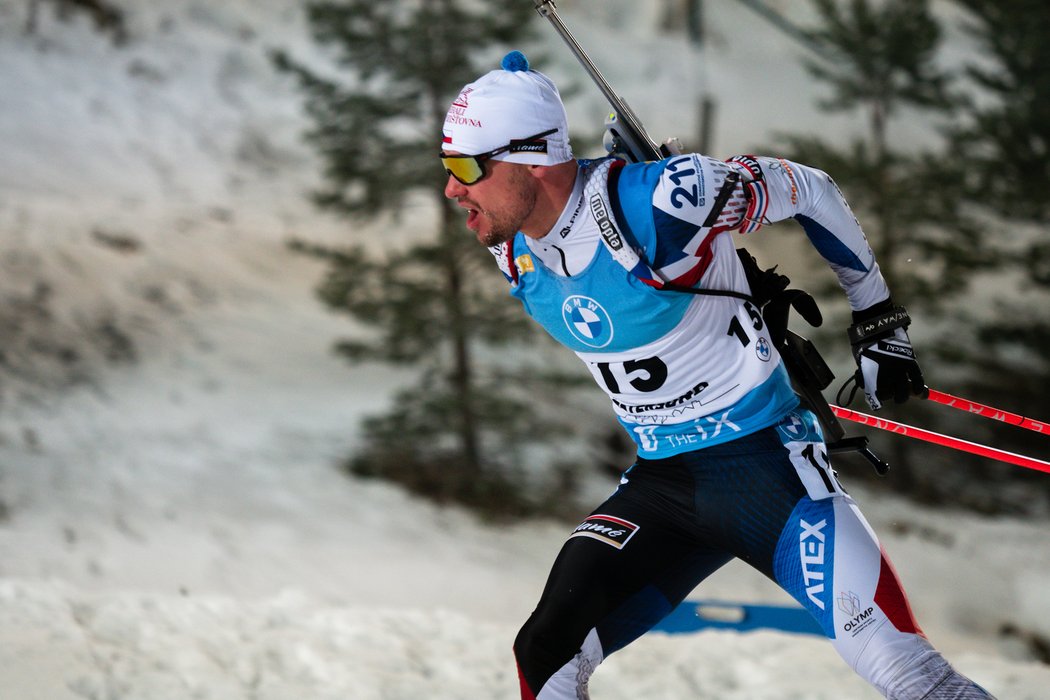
[847,299,927,411]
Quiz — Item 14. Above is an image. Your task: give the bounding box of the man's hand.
[848,299,928,411]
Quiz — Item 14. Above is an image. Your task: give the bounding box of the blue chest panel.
[510,239,692,353]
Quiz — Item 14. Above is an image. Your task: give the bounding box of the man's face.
[443,157,537,247]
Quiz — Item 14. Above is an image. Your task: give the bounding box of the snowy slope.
[1,1,1048,698]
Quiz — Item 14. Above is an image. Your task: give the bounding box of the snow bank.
[2,579,1048,700]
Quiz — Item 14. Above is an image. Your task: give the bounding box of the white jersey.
[490,154,889,458]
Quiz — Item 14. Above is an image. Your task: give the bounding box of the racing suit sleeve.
[727,156,891,313]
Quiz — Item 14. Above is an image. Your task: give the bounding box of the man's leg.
[762,410,994,699]
[514,467,732,700]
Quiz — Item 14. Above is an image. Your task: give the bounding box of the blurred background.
[1,1,1049,698]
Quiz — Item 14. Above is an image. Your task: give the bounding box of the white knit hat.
[442,51,572,165]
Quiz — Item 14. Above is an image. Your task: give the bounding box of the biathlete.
[440,52,993,700]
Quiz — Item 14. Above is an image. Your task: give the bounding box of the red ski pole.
[830,405,1050,474]
[925,388,1050,436]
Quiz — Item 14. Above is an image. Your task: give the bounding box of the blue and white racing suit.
[493,155,993,699]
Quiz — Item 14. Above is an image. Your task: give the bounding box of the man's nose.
[444,174,466,199]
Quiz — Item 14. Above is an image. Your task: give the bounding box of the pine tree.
[758,0,1015,506]
[771,0,988,305]
[761,0,1050,514]
[936,0,1050,511]
[274,1,590,517]
[949,0,1050,220]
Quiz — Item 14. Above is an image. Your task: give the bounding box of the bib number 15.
[597,356,668,394]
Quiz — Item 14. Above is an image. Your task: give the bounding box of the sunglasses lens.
[441,155,485,185]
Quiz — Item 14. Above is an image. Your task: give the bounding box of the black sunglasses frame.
[440,128,559,185]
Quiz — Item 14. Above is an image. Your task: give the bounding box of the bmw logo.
[562,295,614,348]
[778,411,809,441]
[756,337,771,361]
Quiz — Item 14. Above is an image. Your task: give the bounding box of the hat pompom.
[501,50,530,72]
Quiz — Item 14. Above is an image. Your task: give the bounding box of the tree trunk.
[439,199,483,476]
[426,0,483,476]
[870,97,898,290]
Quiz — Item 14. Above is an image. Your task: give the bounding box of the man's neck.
[523,167,598,277]
[520,160,580,239]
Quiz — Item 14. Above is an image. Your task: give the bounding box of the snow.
[1,1,1048,698]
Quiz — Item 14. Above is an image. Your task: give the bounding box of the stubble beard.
[475,168,537,247]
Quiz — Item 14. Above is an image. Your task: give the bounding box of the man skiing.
[440,51,994,700]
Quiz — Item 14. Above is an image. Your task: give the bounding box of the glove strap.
[847,305,911,345]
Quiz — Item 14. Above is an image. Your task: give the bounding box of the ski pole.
[925,388,1050,436]
[831,405,1050,474]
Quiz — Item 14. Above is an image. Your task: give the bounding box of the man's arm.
[729,155,890,313]
[727,155,926,410]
